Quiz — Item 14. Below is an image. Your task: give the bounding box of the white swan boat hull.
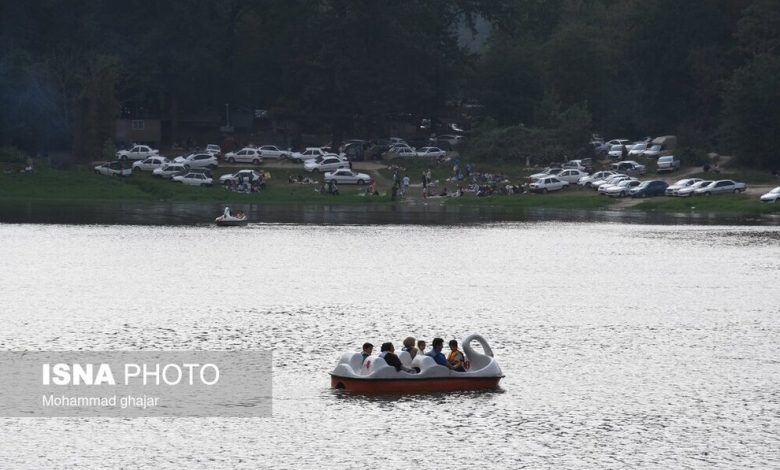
[330,334,504,394]
[214,214,248,226]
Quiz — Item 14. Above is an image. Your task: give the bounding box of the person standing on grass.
[402,175,410,196]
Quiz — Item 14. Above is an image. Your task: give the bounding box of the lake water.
[0,222,778,468]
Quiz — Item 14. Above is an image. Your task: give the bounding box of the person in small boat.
[379,342,415,373]
[426,337,450,368]
[223,206,231,218]
[417,339,426,356]
[360,342,373,364]
[401,337,418,359]
[447,340,466,372]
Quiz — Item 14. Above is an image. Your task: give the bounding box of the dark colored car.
[630,180,669,198]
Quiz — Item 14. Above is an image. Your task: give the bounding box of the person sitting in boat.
[223,206,231,217]
[360,342,373,364]
[425,338,451,368]
[417,339,426,356]
[379,342,415,373]
[401,337,418,359]
[447,339,466,372]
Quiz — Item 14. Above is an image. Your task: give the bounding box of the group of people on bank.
[359,337,467,373]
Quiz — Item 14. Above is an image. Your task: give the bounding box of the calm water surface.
[0,222,778,468]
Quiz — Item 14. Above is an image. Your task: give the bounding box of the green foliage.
[0,146,28,164]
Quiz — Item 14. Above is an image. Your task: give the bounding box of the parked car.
[630,180,669,198]
[656,155,681,173]
[643,135,676,158]
[579,171,614,187]
[529,177,569,193]
[607,145,627,159]
[219,170,263,185]
[603,179,642,197]
[116,145,158,161]
[304,155,349,173]
[387,145,417,158]
[665,178,703,196]
[292,148,327,163]
[174,153,218,169]
[434,134,464,146]
[628,143,649,157]
[223,148,263,165]
[760,186,780,203]
[416,147,446,158]
[257,145,289,160]
[611,160,646,176]
[152,163,187,179]
[172,172,213,186]
[563,159,591,172]
[606,139,631,147]
[94,161,132,177]
[132,156,169,172]
[693,180,747,196]
[324,169,372,185]
[592,174,629,190]
[529,167,563,182]
[556,169,589,184]
[205,144,221,158]
[676,180,713,197]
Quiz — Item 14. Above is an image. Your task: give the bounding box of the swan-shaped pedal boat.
[215,213,248,226]
[330,334,504,394]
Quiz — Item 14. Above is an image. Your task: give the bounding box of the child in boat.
[361,342,373,364]
[447,340,466,372]
[401,337,418,359]
[417,339,426,356]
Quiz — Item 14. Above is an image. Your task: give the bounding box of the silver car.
[693,180,747,196]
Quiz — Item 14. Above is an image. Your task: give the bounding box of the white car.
[592,174,629,190]
[563,160,589,172]
[760,187,780,203]
[416,147,446,158]
[174,153,219,169]
[219,170,263,185]
[597,177,634,194]
[529,167,563,181]
[94,161,132,177]
[435,135,463,146]
[223,148,263,165]
[205,144,221,157]
[116,145,158,161]
[579,171,614,187]
[172,172,213,186]
[152,163,188,179]
[665,178,702,196]
[324,169,372,185]
[607,144,626,159]
[556,169,589,184]
[292,148,326,163]
[676,180,712,197]
[132,156,170,172]
[628,143,649,157]
[602,179,641,197]
[642,144,665,158]
[606,139,631,147]
[529,176,568,193]
[304,155,349,173]
[388,145,417,158]
[257,145,290,160]
[693,180,747,196]
[656,155,680,172]
[611,160,646,176]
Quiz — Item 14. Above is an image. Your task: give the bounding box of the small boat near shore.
[330,333,503,394]
[214,212,248,226]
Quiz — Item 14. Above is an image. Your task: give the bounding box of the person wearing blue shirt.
[426,337,451,368]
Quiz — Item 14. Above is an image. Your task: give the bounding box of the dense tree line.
[0,0,778,168]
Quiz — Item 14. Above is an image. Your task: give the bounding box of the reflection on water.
[0,223,778,468]
[1,200,778,225]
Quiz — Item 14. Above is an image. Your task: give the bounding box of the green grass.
[635,194,780,214]
[446,188,617,209]
[0,165,391,205]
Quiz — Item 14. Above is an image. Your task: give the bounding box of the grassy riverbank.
[445,189,617,210]
[0,166,390,205]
